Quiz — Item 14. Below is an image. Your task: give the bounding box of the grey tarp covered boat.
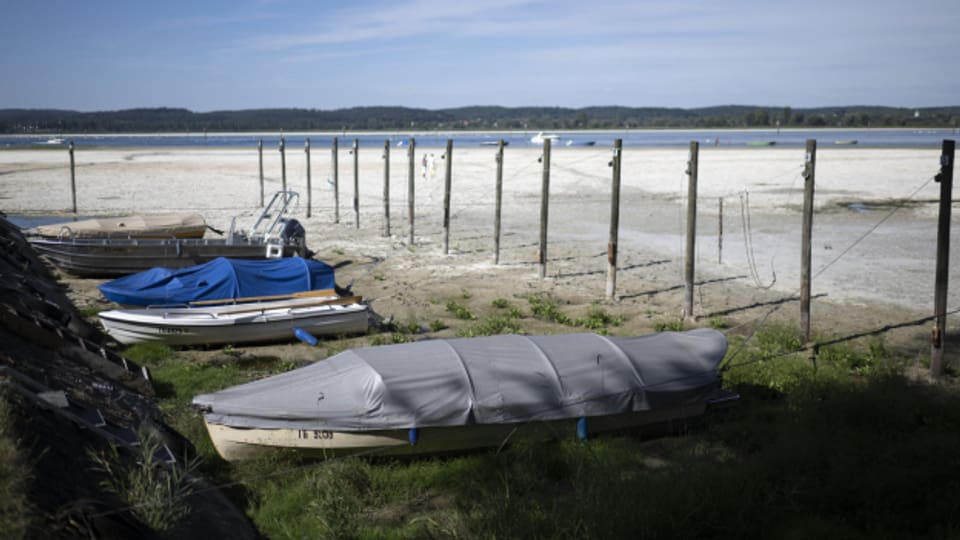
[193,329,735,460]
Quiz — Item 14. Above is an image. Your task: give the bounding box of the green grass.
[120,322,960,539]
[445,300,475,320]
[88,430,200,533]
[0,392,31,537]
[527,294,571,325]
[654,318,685,332]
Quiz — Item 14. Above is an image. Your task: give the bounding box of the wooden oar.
[188,288,336,307]
[194,295,364,315]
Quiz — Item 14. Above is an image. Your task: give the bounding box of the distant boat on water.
[746,141,776,147]
[834,140,859,145]
[480,140,508,146]
[531,131,560,144]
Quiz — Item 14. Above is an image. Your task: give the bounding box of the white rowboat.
[99,295,368,346]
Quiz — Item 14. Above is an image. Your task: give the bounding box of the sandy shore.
[1,144,956,364]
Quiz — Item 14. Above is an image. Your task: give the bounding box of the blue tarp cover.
[99,257,335,306]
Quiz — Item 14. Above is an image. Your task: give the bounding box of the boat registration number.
[297,429,334,440]
[158,327,186,335]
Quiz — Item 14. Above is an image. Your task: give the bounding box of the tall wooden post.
[606,139,623,299]
[305,138,312,218]
[68,141,77,213]
[408,138,416,245]
[258,139,264,207]
[931,139,956,377]
[800,139,817,342]
[442,139,453,254]
[538,138,552,279]
[353,138,360,228]
[718,197,723,264]
[332,137,340,224]
[279,135,286,192]
[684,141,699,319]
[493,140,504,264]
[383,140,390,237]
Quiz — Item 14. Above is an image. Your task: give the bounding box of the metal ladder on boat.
[247,190,300,242]
[224,191,300,256]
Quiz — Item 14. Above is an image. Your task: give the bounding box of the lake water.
[1,128,957,150]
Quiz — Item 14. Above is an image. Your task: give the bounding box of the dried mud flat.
[3,145,957,370]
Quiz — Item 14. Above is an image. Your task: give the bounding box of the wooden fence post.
[684,141,699,319]
[718,197,723,264]
[68,141,77,213]
[606,139,623,299]
[258,139,264,207]
[408,138,416,245]
[931,138,956,377]
[353,138,360,228]
[332,137,339,224]
[305,138,312,218]
[538,138,552,279]
[800,139,817,342]
[279,135,286,192]
[383,140,390,237]
[494,140,504,264]
[442,139,453,254]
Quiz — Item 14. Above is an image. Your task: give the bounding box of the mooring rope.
[739,191,776,289]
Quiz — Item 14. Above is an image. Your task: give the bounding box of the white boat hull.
[99,298,368,346]
[204,400,719,461]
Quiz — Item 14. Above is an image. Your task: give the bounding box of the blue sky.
[2,0,958,112]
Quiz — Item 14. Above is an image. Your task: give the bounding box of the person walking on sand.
[421,154,428,179]
[428,153,436,179]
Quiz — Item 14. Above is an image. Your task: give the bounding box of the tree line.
[2,105,959,134]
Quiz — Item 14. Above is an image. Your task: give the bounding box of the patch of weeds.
[491,298,509,309]
[708,317,729,329]
[755,324,802,357]
[373,273,386,282]
[816,336,893,376]
[429,320,448,332]
[446,301,475,320]
[123,342,175,367]
[653,319,684,332]
[88,429,199,534]
[378,318,422,334]
[370,333,414,345]
[460,289,472,300]
[527,294,570,325]
[324,340,350,358]
[458,315,523,337]
[277,359,302,373]
[79,305,105,318]
[574,305,623,333]
[0,392,32,536]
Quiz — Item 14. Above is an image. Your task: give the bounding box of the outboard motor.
[280,218,310,257]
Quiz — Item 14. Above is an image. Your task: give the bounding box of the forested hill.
[2,105,959,133]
